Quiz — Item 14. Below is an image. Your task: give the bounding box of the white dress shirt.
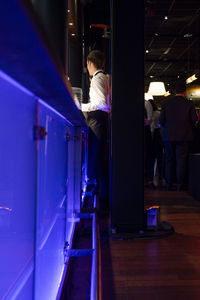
[151,110,161,133]
[145,100,153,122]
[81,70,110,113]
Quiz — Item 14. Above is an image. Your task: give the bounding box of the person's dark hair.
[87,50,105,69]
[174,79,186,93]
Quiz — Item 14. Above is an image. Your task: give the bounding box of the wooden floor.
[101,189,200,300]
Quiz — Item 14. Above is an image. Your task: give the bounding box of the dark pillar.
[68,37,82,87]
[68,1,83,88]
[110,0,144,232]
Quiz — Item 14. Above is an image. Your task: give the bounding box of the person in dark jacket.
[159,80,198,190]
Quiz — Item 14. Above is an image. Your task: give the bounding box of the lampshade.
[144,93,154,100]
[148,82,166,96]
[186,74,197,84]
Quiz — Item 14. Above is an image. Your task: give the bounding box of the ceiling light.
[148,82,167,96]
[164,16,168,20]
[145,49,149,53]
[184,33,193,38]
[69,22,73,26]
[186,74,197,84]
[164,47,171,55]
[71,33,75,36]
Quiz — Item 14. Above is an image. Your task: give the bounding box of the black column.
[110,0,144,232]
[68,37,83,87]
[68,1,83,88]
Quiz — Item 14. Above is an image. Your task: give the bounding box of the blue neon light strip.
[1,257,34,300]
[38,99,73,126]
[0,70,34,97]
[0,68,74,128]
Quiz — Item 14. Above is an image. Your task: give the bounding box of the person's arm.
[81,75,109,112]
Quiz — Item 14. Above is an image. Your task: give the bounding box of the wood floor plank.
[101,190,200,300]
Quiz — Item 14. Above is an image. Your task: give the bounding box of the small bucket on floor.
[144,206,160,230]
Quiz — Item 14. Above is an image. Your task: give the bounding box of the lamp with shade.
[148,81,166,96]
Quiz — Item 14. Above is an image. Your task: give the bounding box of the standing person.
[74,50,110,214]
[159,79,198,191]
[144,100,156,189]
[149,100,164,187]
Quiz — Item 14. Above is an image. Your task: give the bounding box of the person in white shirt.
[145,99,153,125]
[144,100,155,189]
[75,50,110,215]
[149,100,164,187]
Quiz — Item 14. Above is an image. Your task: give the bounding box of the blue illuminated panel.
[34,100,68,300]
[0,72,87,300]
[0,72,36,299]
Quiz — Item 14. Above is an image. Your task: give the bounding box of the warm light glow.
[148,82,166,96]
[190,89,200,96]
[194,89,200,96]
[145,93,154,100]
[186,74,197,84]
[0,206,12,211]
[186,85,200,100]
[164,91,171,97]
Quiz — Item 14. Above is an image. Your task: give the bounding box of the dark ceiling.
[83,0,110,50]
[82,0,200,94]
[144,0,200,93]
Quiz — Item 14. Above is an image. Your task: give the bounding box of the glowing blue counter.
[0,1,87,299]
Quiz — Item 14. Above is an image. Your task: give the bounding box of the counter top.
[0,0,86,127]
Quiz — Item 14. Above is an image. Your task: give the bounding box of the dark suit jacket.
[159,96,198,141]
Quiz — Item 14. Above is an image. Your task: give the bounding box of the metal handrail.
[70,193,99,300]
[90,212,99,300]
[71,211,99,299]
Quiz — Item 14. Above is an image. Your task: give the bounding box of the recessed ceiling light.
[184,33,193,38]
[164,47,171,55]
[146,49,149,53]
[69,22,73,26]
[164,16,168,20]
